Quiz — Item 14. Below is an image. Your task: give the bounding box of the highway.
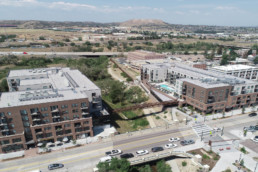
[0,114,256,172]
[0,51,125,57]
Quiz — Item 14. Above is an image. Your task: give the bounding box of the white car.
[105,149,122,156]
[252,136,258,143]
[213,127,222,132]
[165,143,177,149]
[169,137,180,142]
[136,150,149,156]
[99,156,112,163]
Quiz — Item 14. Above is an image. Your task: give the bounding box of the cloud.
[48,2,96,10]
[175,11,184,15]
[215,6,238,11]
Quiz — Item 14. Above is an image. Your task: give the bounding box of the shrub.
[202,154,210,160]
[240,147,247,154]
[164,116,167,118]
[156,116,160,120]
[182,161,187,167]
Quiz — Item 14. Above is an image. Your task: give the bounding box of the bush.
[133,118,149,128]
[202,154,210,160]
[240,147,247,154]
[163,116,167,118]
[156,116,160,120]
[182,161,187,167]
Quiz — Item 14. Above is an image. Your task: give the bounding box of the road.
[0,114,257,172]
[0,52,124,57]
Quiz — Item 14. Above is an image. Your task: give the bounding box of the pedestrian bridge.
[129,150,194,166]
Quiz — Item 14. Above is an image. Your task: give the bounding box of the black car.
[120,153,134,159]
[248,113,257,117]
[48,163,64,170]
[151,147,164,152]
[181,139,195,146]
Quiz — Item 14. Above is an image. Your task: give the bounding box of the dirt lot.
[187,148,220,171]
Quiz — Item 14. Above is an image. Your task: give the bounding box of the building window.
[26,88,31,90]
[62,111,68,114]
[43,86,48,89]
[50,105,58,111]
[7,112,11,116]
[61,105,68,109]
[23,122,30,127]
[42,113,48,117]
[43,119,49,123]
[10,124,15,128]
[30,108,39,114]
[41,107,48,111]
[22,116,29,121]
[72,103,78,108]
[64,124,71,128]
[20,110,27,115]
[0,140,10,145]
[73,114,79,119]
[81,102,87,107]
[12,138,21,143]
[44,126,51,131]
[46,133,52,138]
[83,121,89,125]
[65,129,72,134]
[72,109,78,113]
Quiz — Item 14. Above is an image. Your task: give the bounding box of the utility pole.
[201,130,203,141]
[254,162,258,172]
[221,126,224,136]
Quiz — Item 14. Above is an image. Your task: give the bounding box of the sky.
[0,0,257,26]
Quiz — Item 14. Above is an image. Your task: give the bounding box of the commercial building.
[141,63,258,114]
[0,67,102,153]
[210,64,258,80]
[128,50,166,63]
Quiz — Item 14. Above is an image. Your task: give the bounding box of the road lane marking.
[0,118,252,172]
[0,129,194,172]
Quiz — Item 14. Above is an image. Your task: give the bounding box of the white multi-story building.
[210,64,258,80]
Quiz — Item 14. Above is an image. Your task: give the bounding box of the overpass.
[0,51,126,57]
[129,150,194,166]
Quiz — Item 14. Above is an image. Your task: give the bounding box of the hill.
[120,19,168,27]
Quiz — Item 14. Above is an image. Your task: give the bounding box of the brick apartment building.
[128,50,166,63]
[141,63,258,114]
[0,67,102,153]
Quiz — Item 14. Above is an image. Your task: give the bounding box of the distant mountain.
[0,20,118,29]
[120,19,168,27]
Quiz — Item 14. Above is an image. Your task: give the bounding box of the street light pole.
[221,126,224,136]
[254,162,258,172]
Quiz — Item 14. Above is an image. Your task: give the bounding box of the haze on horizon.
[0,0,257,27]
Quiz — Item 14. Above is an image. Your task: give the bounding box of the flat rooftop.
[0,89,87,108]
[212,64,257,71]
[180,78,229,88]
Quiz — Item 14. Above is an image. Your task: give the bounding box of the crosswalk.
[192,123,213,137]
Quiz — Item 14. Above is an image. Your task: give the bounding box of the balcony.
[241,90,246,94]
[51,109,59,113]
[32,118,41,122]
[207,99,214,104]
[31,112,40,116]
[81,106,88,110]
[92,97,101,104]
[56,131,63,136]
[255,89,258,93]
[0,123,7,126]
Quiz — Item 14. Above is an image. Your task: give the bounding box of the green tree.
[220,53,229,65]
[39,36,45,40]
[253,56,258,64]
[139,165,152,172]
[156,160,172,172]
[97,158,131,172]
[78,37,82,41]
[110,82,125,103]
[0,79,8,92]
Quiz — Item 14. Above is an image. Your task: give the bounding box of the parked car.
[180,139,195,146]
[244,125,258,132]
[151,147,164,152]
[165,143,177,149]
[120,153,134,159]
[252,136,258,143]
[105,149,122,156]
[213,127,222,132]
[248,113,257,117]
[169,137,180,142]
[136,150,149,156]
[99,156,112,163]
[48,163,64,170]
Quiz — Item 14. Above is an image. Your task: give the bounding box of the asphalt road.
[0,114,257,172]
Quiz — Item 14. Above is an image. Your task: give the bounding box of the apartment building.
[210,64,258,80]
[141,63,258,114]
[128,50,166,63]
[0,67,102,153]
[141,63,170,82]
